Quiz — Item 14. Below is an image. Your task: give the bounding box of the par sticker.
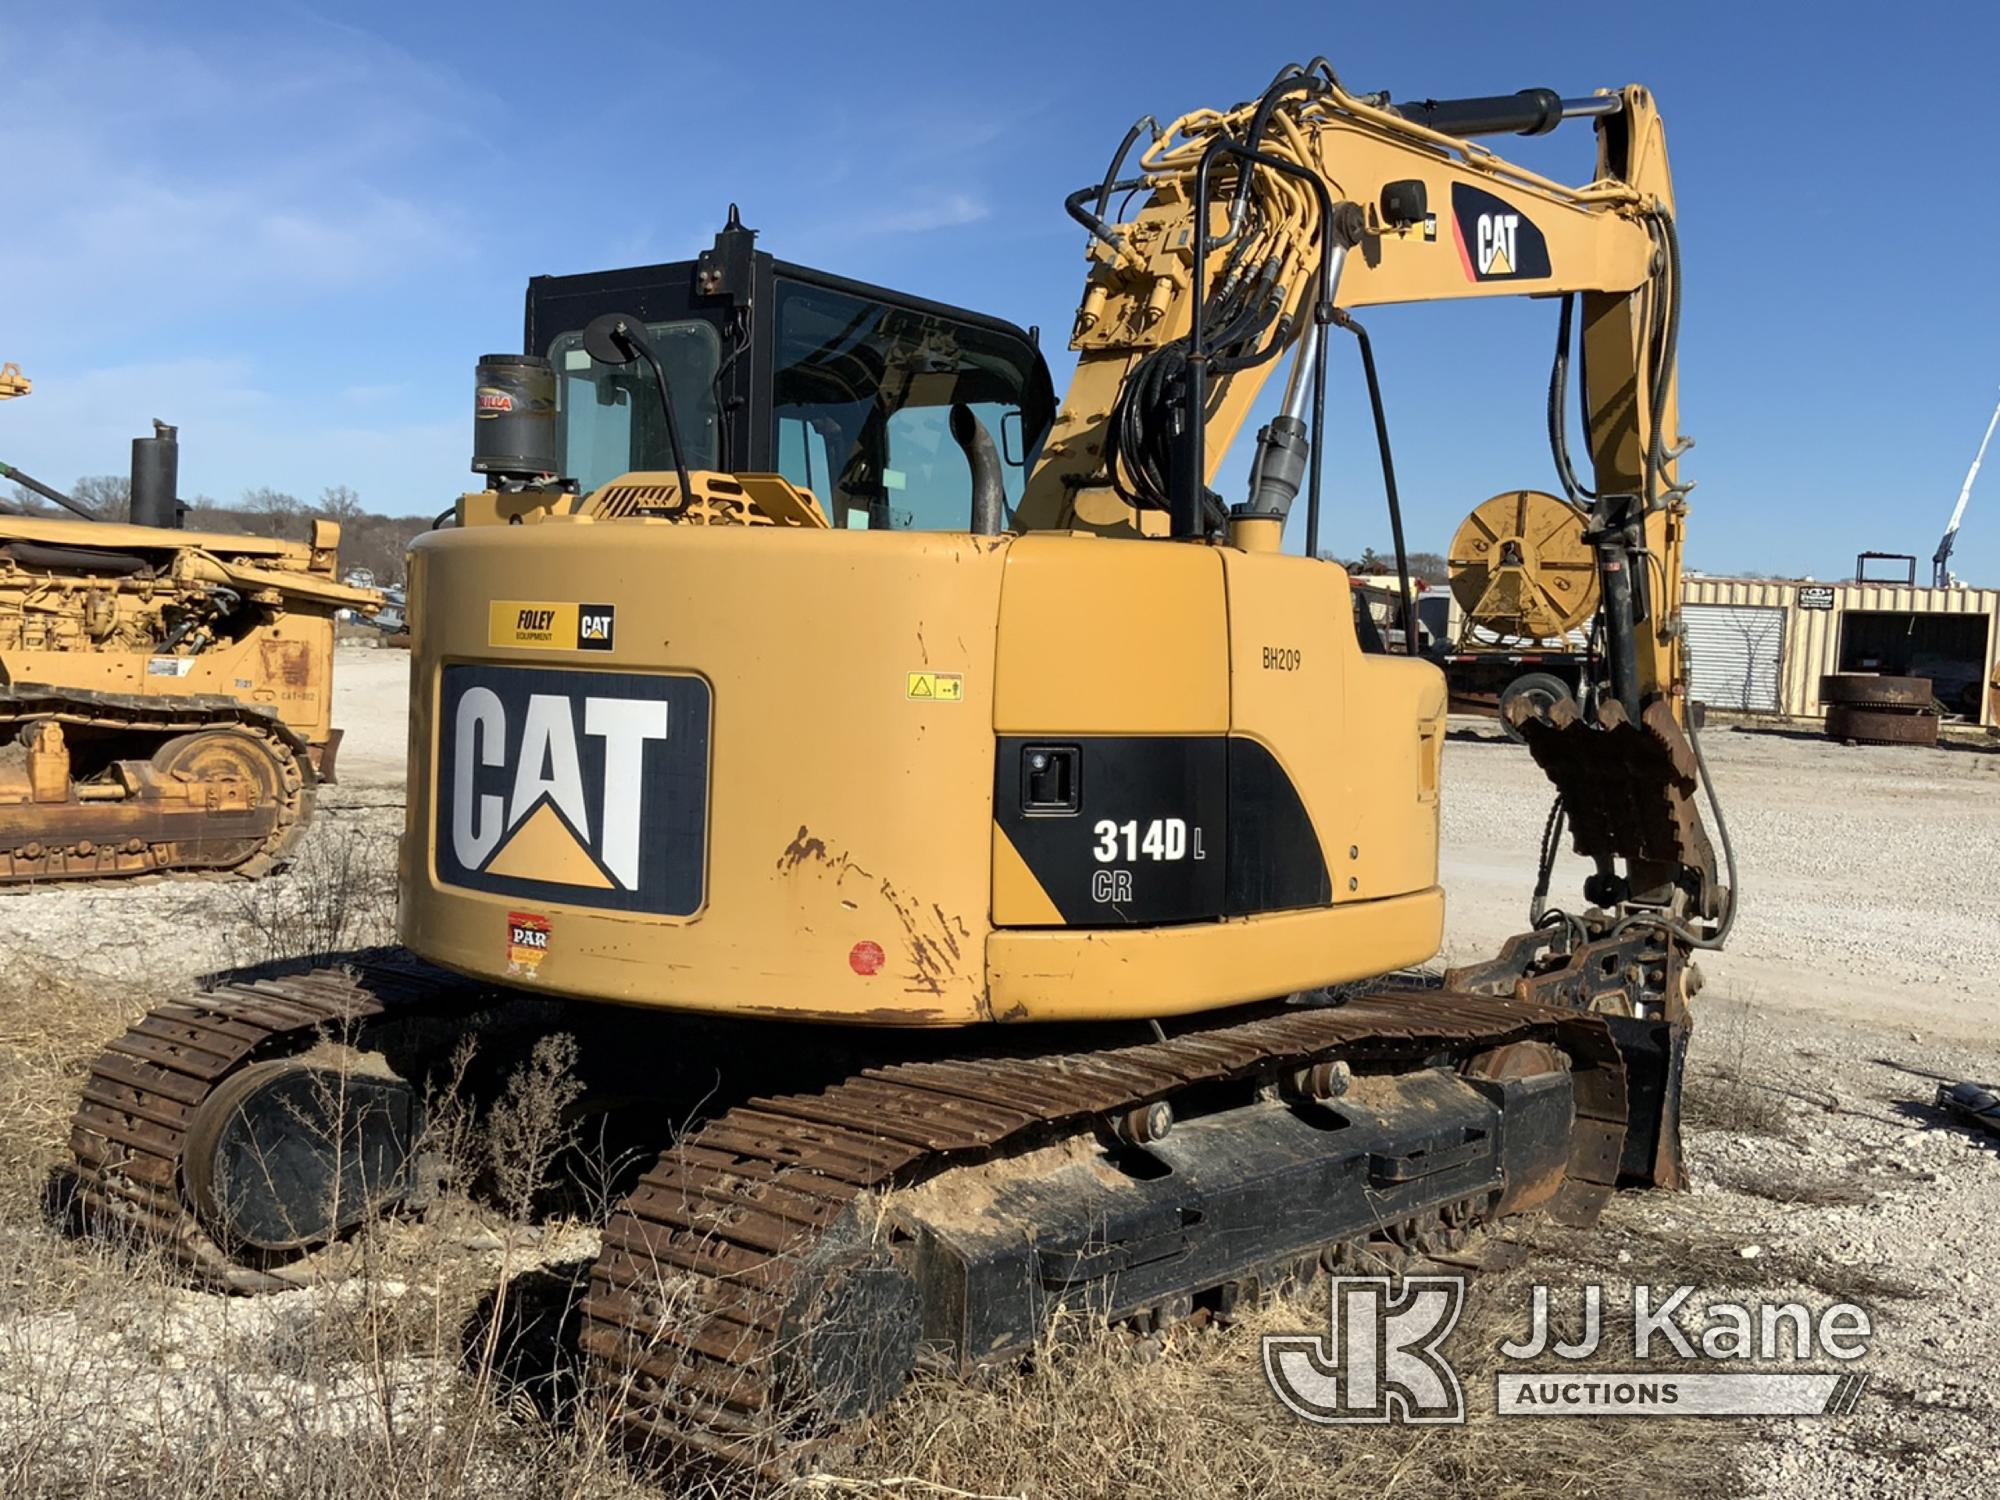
[488,601,616,652]
[506,911,551,977]
[906,671,964,702]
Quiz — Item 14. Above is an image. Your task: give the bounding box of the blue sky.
[4,1,1995,583]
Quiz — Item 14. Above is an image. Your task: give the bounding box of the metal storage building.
[1682,577,2000,726]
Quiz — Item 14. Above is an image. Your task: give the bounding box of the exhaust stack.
[129,420,181,528]
[948,403,1006,536]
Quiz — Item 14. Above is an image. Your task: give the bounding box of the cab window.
[772,278,1041,530]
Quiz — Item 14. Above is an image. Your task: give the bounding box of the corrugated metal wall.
[1683,578,1999,725]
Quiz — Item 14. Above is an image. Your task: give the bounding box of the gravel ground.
[1443,716,2000,1497]
[3,646,1996,1497]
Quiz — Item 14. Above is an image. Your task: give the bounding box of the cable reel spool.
[1448,489,1599,641]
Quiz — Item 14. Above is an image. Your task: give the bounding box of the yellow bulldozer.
[1,399,379,880]
[70,63,1732,1466]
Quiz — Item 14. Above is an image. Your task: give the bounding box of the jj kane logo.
[1451,183,1551,282]
[1264,1280,1472,1432]
[1264,1276,1466,1424]
[436,663,710,915]
[1264,1276,1875,1425]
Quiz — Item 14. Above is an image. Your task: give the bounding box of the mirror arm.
[632,343,695,513]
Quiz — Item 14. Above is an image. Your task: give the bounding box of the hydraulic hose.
[1546,296,1596,507]
[1334,312,1416,653]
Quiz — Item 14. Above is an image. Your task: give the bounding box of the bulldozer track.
[0,684,317,882]
[67,954,1628,1465]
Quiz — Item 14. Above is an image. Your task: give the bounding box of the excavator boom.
[1025,67,1714,929]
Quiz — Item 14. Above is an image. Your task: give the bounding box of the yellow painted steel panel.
[993,533,1228,733]
[987,888,1445,1021]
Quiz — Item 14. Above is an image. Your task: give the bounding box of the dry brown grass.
[0,953,649,1500]
[0,960,152,1222]
[1682,999,1794,1140]
[820,1257,1742,1500]
[217,821,398,970]
[0,838,1749,1500]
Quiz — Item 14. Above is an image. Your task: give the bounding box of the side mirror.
[1000,409,1026,468]
[581,312,653,368]
[577,313,693,504]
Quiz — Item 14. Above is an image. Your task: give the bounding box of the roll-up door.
[1684,603,1784,711]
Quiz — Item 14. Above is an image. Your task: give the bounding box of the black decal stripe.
[995,736,1226,926]
[1224,738,1332,915]
[993,735,1328,928]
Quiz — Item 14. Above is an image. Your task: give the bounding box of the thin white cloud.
[0,16,476,349]
[876,193,993,234]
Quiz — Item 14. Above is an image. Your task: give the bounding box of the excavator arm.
[1022,66,1722,940]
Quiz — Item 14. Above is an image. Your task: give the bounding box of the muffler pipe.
[130,420,182,528]
[949,403,1007,536]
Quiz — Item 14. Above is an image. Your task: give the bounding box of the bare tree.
[69,475,130,520]
[1405,550,1449,586]
[315,484,365,522]
[239,486,305,538]
[4,474,118,519]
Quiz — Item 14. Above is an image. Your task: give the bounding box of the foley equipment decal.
[489,600,617,651]
[437,664,709,915]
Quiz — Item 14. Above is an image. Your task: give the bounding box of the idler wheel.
[181,1058,419,1253]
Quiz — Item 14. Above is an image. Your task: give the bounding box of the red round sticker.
[849,940,886,976]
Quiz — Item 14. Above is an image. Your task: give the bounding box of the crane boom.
[1934,389,2000,587]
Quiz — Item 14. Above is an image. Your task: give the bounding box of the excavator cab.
[506,212,1057,533]
[408,203,1451,1026]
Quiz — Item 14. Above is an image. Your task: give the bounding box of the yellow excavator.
[71,63,1731,1463]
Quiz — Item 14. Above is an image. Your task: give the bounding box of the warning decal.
[906,672,965,702]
